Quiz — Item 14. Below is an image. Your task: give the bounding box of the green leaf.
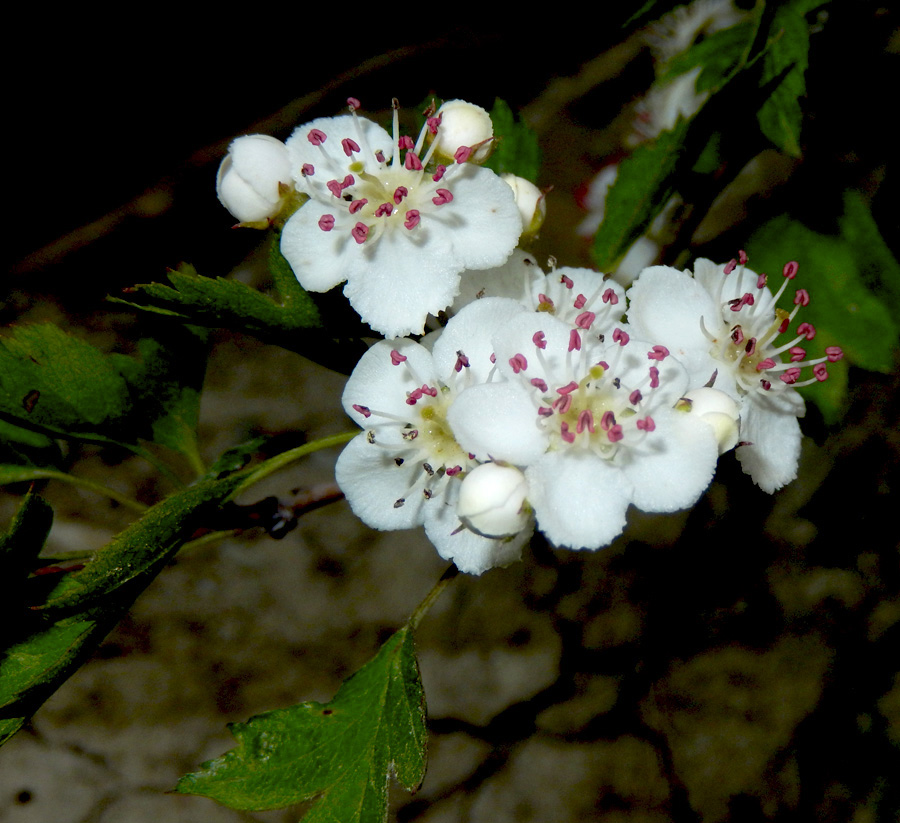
[662,21,757,94]
[177,625,426,821]
[756,0,828,156]
[592,120,689,271]
[746,196,900,421]
[484,98,541,183]
[0,492,52,571]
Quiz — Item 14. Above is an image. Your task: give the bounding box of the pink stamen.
[404,210,420,229]
[629,389,643,405]
[557,381,579,395]
[648,345,669,361]
[307,128,327,145]
[745,337,757,356]
[797,322,816,340]
[794,289,810,307]
[318,214,335,231]
[525,377,547,394]
[731,326,745,345]
[432,188,453,205]
[406,388,423,405]
[393,186,408,204]
[560,422,575,444]
[600,411,616,431]
[814,363,829,381]
[427,114,442,134]
[390,350,407,366]
[826,346,844,362]
[756,358,776,372]
[789,346,806,362]
[375,203,393,217]
[347,97,361,110]
[405,152,423,171]
[352,404,371,418]
[575,311,596,330]
[574,294,587,309]
[342,138,361,156]
[454,146,473,163]
[532,331,547,349]
[649,366,660,388]
[636,416,655,432]
[455,352,470,372]
[349,199,368,214]
[780,368,801,384]
[301,163,315,176]
[433,164,446,182]
[729,293,755,312]
[757,273,767,289]
[341,175,355,189]
[724,258,737,274]
[577,410,595,434]
[509,353,528,373]
[760,379,772,391]
[446,466,462,476]
[375,150,386,163]
[538,406,554,417]
[421,385,438,397]
[326,179,343,198]
[490,353,497,364]
[602,288,619,305]
[597,361,609,370]
[398,136,414,150]
[569,329,582,352]
[739,250,748,265]
[537,294,553,307]
[560,275,574,289]
[783,261,799,279]
[778,317,791,334]
[612,328,629,346]
[607,425,624,443]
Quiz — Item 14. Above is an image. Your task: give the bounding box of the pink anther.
[532,331,547,349]
[629,389,643,405]
[509,353,528,373]
[600,411,616,431]
[574,294,587,309]
[318,214,335,231]
[757,273,767,289]
[756,358,776,372]
[406,388,423,405]
[446,466,462,476]
[347,97,361,110]
[404,210,420,229]
[454,146,473,163]
[780,368,801,384]
[375,203,393,217]
[538,406,554,417]
[553,394,572,414]
[724,258,737,274]
[789,346,806,362]
[538,293,553,307]
[648,345,669,361]
[432,164,446,182]
[797,322,816,340]
[794,289,810,307]
[301,163,315,176]
[490,353,497,363]
[569,329,582,352]
[760,379,772,391]
[557,381,579,395]
[341,138,361,156]
[577,410,595,434]
[398,136,414,150]
[455,352,470,372]
[597,361,609,370]
[575,311,596,330]
[432,188,453,206]
[531,378,548,392]
[778,317,790,334]
[745,337,757,356]
[427,114,442,134]
[649,366,660,388]
[390,350,407,366]
[739,250,748,265]
[352,404,371,418]
[783,261,799,279]
[602,288,619,305]
[612,328,629,346]
[375,150,386,163]
[814,363,829,381]
[560,422,575,443]
[404,152,423,171]
[326,179,343,198]
[393,186,408,204]
[826,346,844,362]
[349,199,368,214]
[307,128,327,145]
[607,425,624,443]
[560,275,574,289]
[636,416,655,432]
[422,385,438,397]
[731,326,744,345]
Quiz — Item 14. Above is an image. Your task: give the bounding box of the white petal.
[736,393,804,493]
[334,434,425,530]
[526,451,632,550]
[280,202,353,292]
[452,249,543,314]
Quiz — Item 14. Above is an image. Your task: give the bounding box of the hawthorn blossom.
[447,305,719,550]
[280,100,521,338]
[626,255,843,492]
[216,135,292,224]
[335,298,532,574]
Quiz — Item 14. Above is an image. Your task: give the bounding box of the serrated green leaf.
[662,21,756,94]
[0,492,52,570]
[746,199,899,421]
[484,98,541,183]
[757,0,829,156]
[593,120,689,271]
[177,625,426,821]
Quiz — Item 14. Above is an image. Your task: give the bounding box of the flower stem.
[5,467,148,513]
[409,564,460,631]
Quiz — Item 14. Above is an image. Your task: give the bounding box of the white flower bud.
[216,134,292,223]
[681,387,741,454]
[457,463,530,538]
[433,100,494,163]
[501,174,546,239]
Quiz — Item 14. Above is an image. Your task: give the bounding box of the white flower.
[457,462,531,538]
[280,100,521,338]
[335,298,532,574]
[680,387,740,454]
[430,99,494,163]
[626,255,843,492]
[446,307,719,550]
[500,173,546,239]
[216,135,292,223]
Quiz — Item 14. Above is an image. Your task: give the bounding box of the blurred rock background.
[3,6,899,822]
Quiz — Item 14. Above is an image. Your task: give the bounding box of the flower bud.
[501,174,546,240]
[432,100,494,163]
[457,462,530,538]
[216,134,292,223]
[680,387,740,454]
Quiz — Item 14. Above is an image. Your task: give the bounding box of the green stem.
[4,468,148,513]
[230,430,358,499]
[409,565,460,631]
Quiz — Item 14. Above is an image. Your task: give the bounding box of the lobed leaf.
[177,625,427,822]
